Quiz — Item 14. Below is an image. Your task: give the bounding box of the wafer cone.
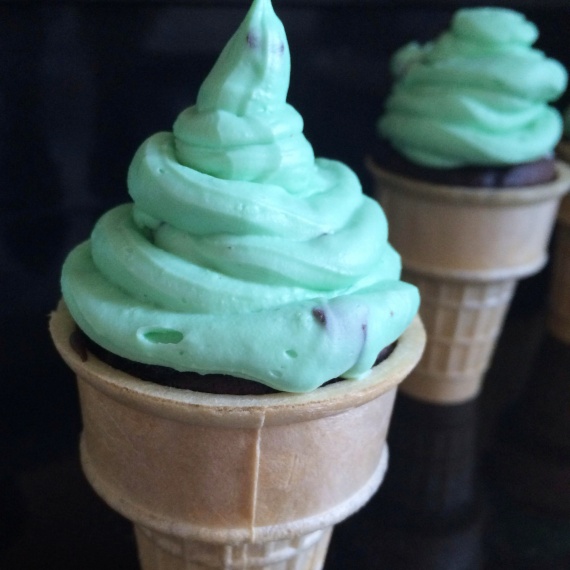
[50,301,425,570]
[550,143,570,343]
[547,196,570,343]
[366,158,570,404]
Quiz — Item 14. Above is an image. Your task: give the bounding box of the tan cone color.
[134,526,332,570]
[366,158,570,404]
[550,142,570,343]
[398,270,516,404]
[50,302,425,569]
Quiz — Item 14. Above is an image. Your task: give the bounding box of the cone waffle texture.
[367,158,570,403]
[134,526,332,570]
[50,301,425,570]
[398,271,515,403]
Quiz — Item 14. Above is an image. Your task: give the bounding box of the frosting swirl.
[61,0,419,392]
[378,8,568,168]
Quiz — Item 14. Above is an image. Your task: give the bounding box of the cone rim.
[365,156,570,207]
[50,300,425,427]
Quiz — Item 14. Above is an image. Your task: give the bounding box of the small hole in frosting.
[285,349,298,358]
[139,328,184,345]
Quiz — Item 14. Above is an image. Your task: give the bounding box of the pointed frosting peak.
[171,0,315,191]
[196,0,290,115]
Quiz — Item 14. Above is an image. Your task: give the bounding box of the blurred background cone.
[50,302,425,570]
[484,194,570,545]
[548,155,570,344]
[367,159,570,404]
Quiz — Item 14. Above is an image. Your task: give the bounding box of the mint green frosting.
[61,0,419,392]
[378,7,568,168]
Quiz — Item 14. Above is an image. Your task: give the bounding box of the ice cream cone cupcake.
[487,105,570,516]
[367,7,570,404]
[367,161,570,404]
[488,225,570,513]
[51,302,424,570]
[50,1,423,568]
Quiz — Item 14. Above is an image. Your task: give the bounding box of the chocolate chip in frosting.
[312,308,326,326]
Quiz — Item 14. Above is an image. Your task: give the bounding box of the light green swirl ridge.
[378,7,568,168]
[61,0,419,392]
[127,132,363,239]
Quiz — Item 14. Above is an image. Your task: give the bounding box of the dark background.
[1,1,570,568]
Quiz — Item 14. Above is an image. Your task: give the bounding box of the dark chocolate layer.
[72,329,395,395]
[372,143,557,188]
